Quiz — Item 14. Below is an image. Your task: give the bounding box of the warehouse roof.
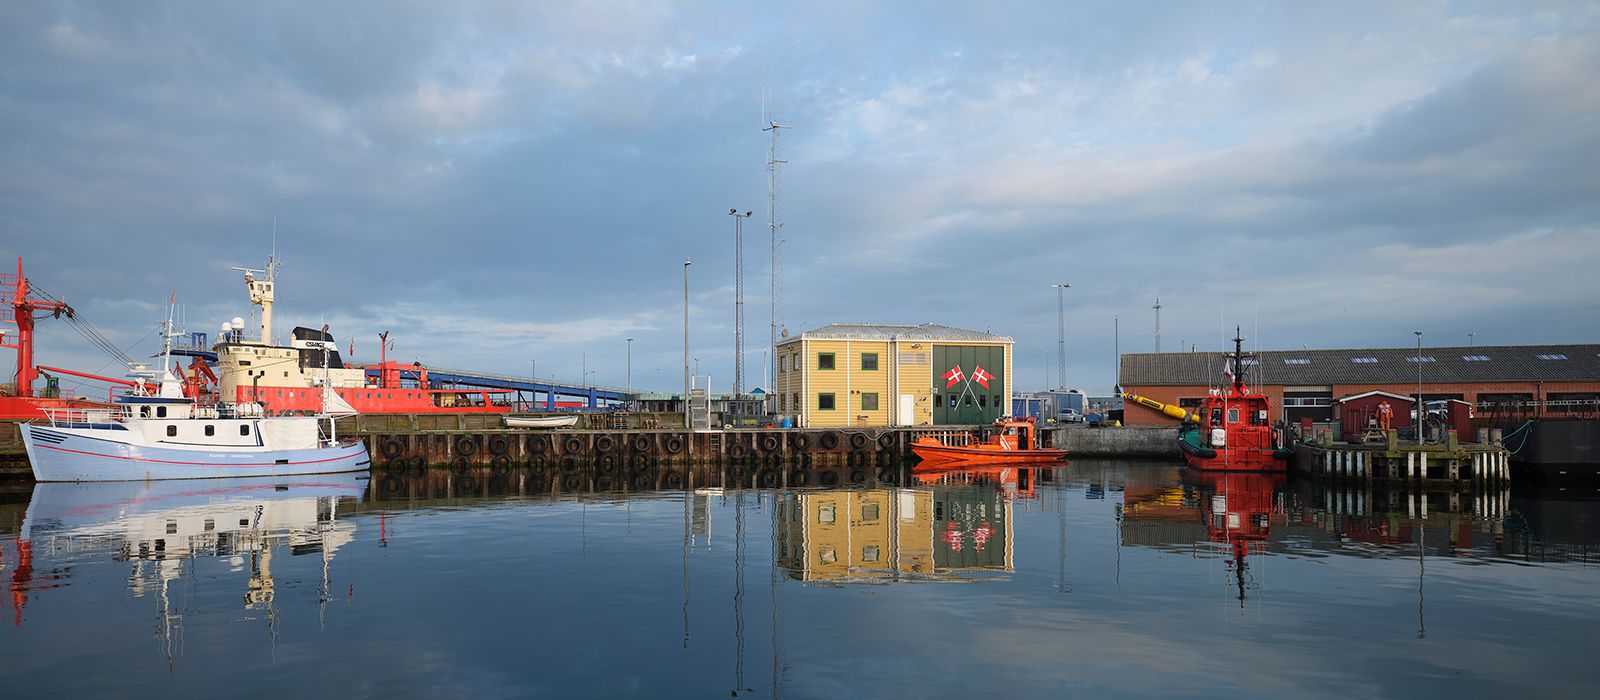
[777,323,1012,345]
[1120,344,1600,386]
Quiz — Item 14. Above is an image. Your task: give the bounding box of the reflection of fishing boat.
[20,303,369,482]
[504,414,580,428]
[13,473,365,636]
[1176,328,1293,471]
[911,418,1067,465]
[912,463,1044,499]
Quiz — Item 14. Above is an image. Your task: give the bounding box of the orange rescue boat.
[911,418,1068,465]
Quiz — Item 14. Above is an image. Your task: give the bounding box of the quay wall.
[1046,426,1178,458]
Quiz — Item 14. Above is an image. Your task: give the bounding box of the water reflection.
[4,475,365,667]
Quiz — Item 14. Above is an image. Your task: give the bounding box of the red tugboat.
[912,417,1068,465]
[1176,327,1293,471]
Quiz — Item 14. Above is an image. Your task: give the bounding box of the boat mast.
[1232,325,1246,393]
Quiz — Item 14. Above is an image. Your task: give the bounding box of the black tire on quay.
[849,433,869,450]
[488,435,511,456]
[792,433,811,451]
[563,436,584,455]
[631,435,652,453]
[819,432,840,450]
[760,434,781,452]
[380,437,405,459]
[529,435,551,453]
[595,435,616,453]
[455,436,478,456]
[729,442,747,459]
[877,432,896,449]
[664,435,685,454]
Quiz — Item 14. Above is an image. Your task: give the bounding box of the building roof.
[1120,344,1600,386]
[776,323,1012,345]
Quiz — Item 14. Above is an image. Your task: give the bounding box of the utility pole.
[1052,283,1069,389]
[1153,297,1162,354]
[764,116,789,406]
[730,209,752,396]
[1414,330,1424,446]
[684,259,692,429]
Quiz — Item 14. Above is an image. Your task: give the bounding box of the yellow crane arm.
[1122,392,1199,422]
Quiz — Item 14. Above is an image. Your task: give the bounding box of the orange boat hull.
[912,441,1067,465]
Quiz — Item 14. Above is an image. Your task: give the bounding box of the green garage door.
[932,344,1006,425]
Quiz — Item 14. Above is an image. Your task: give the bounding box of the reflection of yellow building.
[776,486,1014,583]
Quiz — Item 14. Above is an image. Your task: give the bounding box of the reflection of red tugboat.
[1186,469,1286,604]
[1176,327,1293,471]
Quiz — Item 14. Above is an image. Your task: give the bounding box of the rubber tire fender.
[760,434,781,452]
[488,435,511,456]
[455,436,478,456]
[380,437,405,459]
[595,435,616,453]
[563,436,585,455]
[664,435,686,455]
[848,433,869,450]
[876,432,896,450]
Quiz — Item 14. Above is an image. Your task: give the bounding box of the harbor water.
[1,460,1597,698]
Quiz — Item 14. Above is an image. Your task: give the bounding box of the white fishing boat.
[20,303,369,482]
[504,414,580,428]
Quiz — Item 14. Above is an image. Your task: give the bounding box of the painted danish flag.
[971,365,994,389]
[941,365,965,388]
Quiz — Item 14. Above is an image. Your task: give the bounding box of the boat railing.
[928,431,974,447]
[40,407,124,426]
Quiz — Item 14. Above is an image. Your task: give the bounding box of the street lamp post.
[1414,330,1424,446]
[1052,283,1070,389]
[684,259,692,428]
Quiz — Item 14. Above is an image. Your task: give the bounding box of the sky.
[2,1,1598,398]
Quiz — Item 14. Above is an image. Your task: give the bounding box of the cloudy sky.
[3,1,1597,397]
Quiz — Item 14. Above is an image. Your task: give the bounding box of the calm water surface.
[2,460,1597,698]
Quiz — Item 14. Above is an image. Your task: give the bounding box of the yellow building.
[773,323,1013,428]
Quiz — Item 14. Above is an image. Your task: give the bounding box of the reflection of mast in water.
[1055,470,1068,594]
[154,561,184,673]
[768,490,784,700]
[731,489,750,696]
[681,474,691,648]
[1418,524,1426,639]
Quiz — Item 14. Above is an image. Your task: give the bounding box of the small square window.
[240,424,251,436]
[862,393,879,411]
[204,425,215,437]
[861,503,880,521]
[818,505,836,524]
[166,425,177,437]
[818,353,835,370]
[818,393,836,411]
[861,353,878,371]
[156,406,168,418]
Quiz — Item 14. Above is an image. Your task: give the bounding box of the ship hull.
[912,442,1067,465]
[21,424,370,482]
[1179,438,1291,472]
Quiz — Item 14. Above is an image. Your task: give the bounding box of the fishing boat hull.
[912,440,1067,465]
[504,415,580,428]
[21,424,371,482]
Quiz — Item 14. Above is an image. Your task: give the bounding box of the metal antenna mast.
[764,115,789,394]
[730,209,752,395]
[1153,296,1162,353]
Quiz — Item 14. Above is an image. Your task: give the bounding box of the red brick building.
[1119,344,1600,426]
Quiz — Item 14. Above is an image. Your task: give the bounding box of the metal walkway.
[367,366,631,411]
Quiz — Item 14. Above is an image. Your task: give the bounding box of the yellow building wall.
[777,337,1012,428]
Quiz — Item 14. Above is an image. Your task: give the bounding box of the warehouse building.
[1119,344,1600,426]
[774,323,1013,428]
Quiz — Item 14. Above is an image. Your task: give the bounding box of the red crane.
[1,257,72,399]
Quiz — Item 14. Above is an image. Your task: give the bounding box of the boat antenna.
[1232,325,1246,392]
